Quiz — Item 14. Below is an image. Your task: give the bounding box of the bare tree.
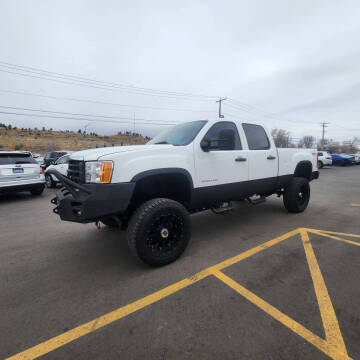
[271,128,292,148]
[298,135,315,148]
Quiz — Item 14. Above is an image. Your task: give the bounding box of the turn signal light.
[100,162,113,183]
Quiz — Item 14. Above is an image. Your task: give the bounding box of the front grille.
[67,160,85,184]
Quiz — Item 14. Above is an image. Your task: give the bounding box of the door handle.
[267,155,276,160]
[235,156,247,162]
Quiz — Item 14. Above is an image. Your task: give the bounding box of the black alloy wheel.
[127,198,190,266]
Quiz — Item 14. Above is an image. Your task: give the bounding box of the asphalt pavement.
[1,165,359,359]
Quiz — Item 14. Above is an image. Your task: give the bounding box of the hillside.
[0,125,149,153]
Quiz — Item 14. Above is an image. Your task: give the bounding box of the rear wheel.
[318,160,324,169]
[30,185,45,196]
[283,177,310,213]
[127,198,190,266]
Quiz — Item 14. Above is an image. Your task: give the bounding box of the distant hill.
[0,124,149,153]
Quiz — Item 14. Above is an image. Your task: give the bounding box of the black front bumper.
[48,170,135,223]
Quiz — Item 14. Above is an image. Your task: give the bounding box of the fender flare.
[131,168,194,188]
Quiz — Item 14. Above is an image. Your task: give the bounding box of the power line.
[0,105,178,123]
[0,88,215,113]
[0,111,176,126]
[0,61,218,98]
[0,69,218,101]
[0,61,218,100]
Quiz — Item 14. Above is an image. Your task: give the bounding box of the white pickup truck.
[49,120,319,266]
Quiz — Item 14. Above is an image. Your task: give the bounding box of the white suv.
[317,151,332,168]
[0,151,45,195]
[45,154,70,188]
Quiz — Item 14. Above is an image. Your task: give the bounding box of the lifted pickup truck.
[49,120,319,266]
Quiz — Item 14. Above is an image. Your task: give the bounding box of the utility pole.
[320,122,329,150]
[216,97,227,118]
[133,113,136,134]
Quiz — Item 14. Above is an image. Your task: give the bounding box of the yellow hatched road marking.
[4,229,298,360]
[4,227,357,360]
[300,230,347,354]
[211,269,350,360]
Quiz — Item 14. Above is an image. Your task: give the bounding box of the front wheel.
[127,198,190,266]
[283,177,310,213]
[45,174,56,188]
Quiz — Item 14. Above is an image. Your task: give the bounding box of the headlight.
[85,161,113,183]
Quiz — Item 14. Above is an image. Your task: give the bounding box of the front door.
[194,121,249,205]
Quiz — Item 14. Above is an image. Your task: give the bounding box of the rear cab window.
[242,123,270,150]
[0,153,37,165]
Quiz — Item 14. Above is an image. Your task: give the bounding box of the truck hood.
[70,144,174,161]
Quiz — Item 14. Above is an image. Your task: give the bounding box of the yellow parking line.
[300,230,348,354]
[308,229,360,246]
[5,228,299,360]
[211,269,350,360]
[307,228,360,239]
[351,204,360,207]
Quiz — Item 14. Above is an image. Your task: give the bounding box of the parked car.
[45,154,70,188]
[43,151,69,168]
[331,154,355,166]
[317,151,332,168]
[350,153,360,164]
[32,153,44,164]
[49,120,319,266]
[0,151,45,195]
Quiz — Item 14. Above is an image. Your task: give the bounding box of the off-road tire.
[127,198,190,266]
[283,177,310,213]
[30,185,45,196]
[45,174,56,188]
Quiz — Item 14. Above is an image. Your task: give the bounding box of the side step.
[211,201,233,214]
[246,196,266,205]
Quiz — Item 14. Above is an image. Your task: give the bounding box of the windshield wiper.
[154,141,169,144]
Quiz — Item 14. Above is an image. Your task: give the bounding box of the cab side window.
[242,123,270,150]
[203,122,242,151]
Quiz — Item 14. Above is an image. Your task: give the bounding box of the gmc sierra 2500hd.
[49,120,319,266]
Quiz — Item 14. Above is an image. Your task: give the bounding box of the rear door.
[0,153,40,183]
[242,123,278,193]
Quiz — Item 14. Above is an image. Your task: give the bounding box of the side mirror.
[201,137,233,152]
[200,139,211,152]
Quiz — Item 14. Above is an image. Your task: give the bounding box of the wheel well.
[294,161,312,180]
[130,173,192,210]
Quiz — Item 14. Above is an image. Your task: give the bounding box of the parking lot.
[1,165,359,360]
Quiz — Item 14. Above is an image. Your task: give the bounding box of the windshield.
[147,120,207,146]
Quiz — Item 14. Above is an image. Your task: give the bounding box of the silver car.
[0,151,45,195]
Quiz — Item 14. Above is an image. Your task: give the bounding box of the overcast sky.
[1,0,360,142]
